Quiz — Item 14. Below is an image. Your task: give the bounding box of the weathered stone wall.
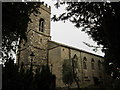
[48,46,62,87]
[80,52,104,85]
[18,3,51,67]
[48,41,104,88]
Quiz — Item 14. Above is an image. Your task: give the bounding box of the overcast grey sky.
[41,0,104,56]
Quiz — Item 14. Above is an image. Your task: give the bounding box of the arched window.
[83,57,87,69]
[98,60,101,70]
[91,59,95,70]
[39,18,45,32]
[73,54,78,68]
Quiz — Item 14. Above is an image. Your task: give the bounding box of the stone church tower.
[17,3,51,69]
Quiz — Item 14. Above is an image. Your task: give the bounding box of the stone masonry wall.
[48,42,104,88]
[18,3,51,68]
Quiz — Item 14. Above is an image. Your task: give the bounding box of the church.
[17,2,105,88]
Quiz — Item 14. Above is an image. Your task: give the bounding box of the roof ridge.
[48,40,104,58]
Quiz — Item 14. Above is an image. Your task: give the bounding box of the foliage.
[2,58,55,90]
[62,58,80,89]
[113,78,120,89]
[34,65,54,90]
[2,2,42,62]
[2,57,23,90]
[52,1,120,79]
[62,59,74,88]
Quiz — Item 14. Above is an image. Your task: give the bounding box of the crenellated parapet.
[40,2,51,14]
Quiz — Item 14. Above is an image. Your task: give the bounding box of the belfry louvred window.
[39,18,45,32]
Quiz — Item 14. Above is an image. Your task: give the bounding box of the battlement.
[40,2,51,13]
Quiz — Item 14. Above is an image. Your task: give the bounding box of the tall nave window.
[83,57,87,69]
[39,18,45,32]
[73,54,78,68]
[98,60,101,70]
[91,59,95,70]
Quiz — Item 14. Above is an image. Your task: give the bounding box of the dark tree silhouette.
[2,58,54,90]
[62,59,74,90]
[2,2,42,62]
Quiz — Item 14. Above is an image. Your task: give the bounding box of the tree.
[52,1,120,79]
[2,2,42,62]
[62,58,80,89]
[2,56,34,90]
[2,58,54,90]
[62,59,74,90]
[2,57,19,90]
[35,65,53,90]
